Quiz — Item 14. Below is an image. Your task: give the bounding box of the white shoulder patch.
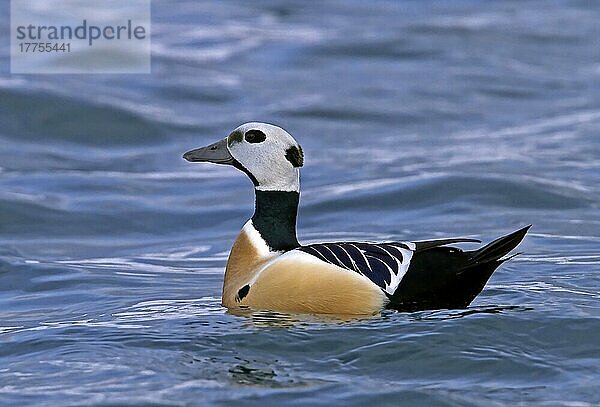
[385,242,414,295]
[242,220,274,258]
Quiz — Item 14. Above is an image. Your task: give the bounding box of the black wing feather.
[414,238,480,252]
[298,241,412,293]
[325,244,355,271]
[364,254,392,287]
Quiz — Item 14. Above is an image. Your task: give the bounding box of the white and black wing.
[295,229,528,312]
[298,242,416,295]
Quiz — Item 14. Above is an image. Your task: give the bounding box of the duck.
[183,122,530,315]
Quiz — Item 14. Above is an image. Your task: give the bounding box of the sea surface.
[1,1,599,405]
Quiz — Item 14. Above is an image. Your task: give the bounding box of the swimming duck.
[183,122,530,315]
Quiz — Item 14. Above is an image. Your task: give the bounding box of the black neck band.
[252,190,300,251]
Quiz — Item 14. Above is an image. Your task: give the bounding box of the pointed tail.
[468,225,531,265]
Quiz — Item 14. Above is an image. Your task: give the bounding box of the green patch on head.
[228,130,243,146]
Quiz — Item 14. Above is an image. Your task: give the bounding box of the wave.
[303,173,594,213]
[0,88,167,146]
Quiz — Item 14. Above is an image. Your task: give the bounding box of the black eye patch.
[244,129,266,143]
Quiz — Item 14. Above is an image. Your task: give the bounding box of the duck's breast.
[239,250,387,315]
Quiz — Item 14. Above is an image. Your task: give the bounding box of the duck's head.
[183,122,304,192]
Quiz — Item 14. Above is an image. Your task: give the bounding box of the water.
[1,0,599,405]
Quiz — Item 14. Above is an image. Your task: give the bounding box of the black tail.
[387,225,531,312]
[467,224,531,266]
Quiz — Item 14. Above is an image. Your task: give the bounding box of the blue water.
[1,1,599,405]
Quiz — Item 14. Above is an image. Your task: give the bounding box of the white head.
[183,122,304,192]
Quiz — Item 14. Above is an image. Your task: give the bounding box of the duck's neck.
[251,189,300,252]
